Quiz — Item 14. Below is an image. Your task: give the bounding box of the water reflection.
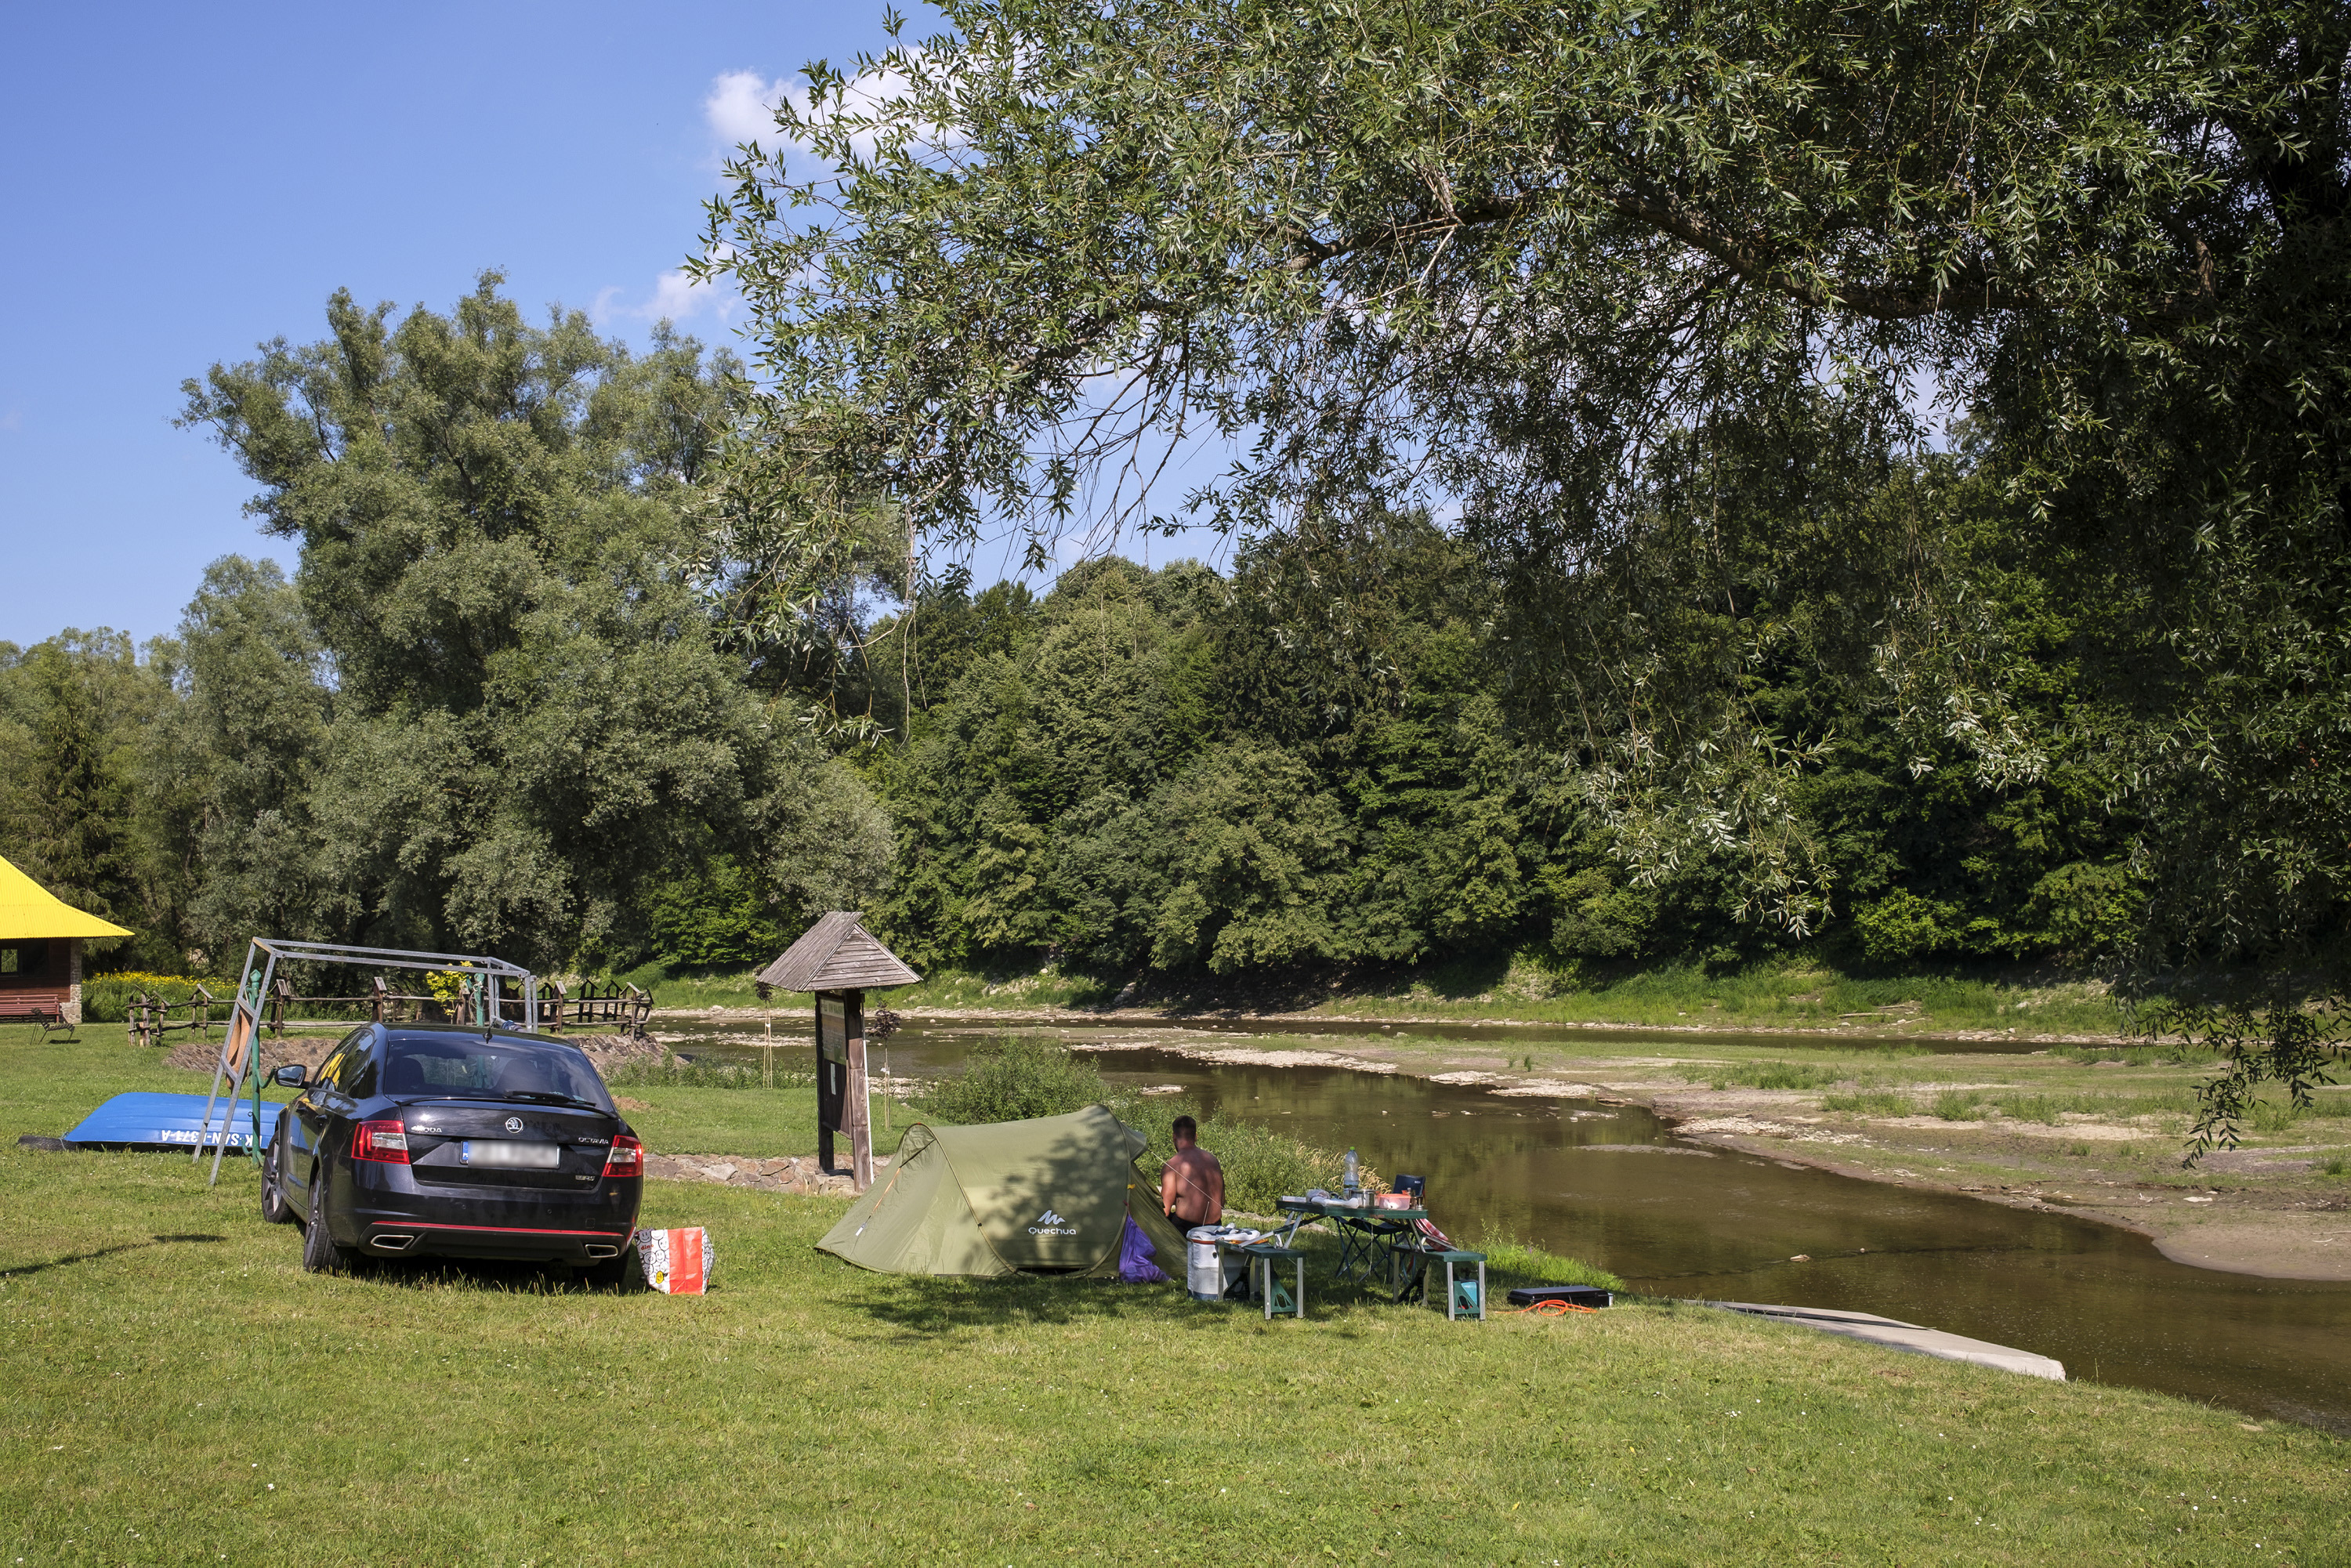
[676,1017,2351,1431]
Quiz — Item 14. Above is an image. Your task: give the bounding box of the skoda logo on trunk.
[504,1116,524,1133]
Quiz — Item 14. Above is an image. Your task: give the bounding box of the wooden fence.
[125,986,217,1048]
[523,980,654,1037]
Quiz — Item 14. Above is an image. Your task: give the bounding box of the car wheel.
[259,1122,295,1225]
[300,1161,358,1275]
[583,1239,642,1294]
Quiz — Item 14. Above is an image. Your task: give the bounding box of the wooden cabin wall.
[0,937,79,1021]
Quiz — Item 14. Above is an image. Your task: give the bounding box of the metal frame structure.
[192,940,538,1186]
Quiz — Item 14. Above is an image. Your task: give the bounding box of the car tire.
[300,1161,358,1275]
[259,1122,295,1225]
[584,1240,642,1294]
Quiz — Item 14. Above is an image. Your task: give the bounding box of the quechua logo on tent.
[1029,1207,1077,1236]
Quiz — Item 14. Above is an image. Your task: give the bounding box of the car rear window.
[381,1036,612,1109]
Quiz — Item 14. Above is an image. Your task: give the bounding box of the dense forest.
[2,281,2141,987]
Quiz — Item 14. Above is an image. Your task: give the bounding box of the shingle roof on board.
[758,911,922,993]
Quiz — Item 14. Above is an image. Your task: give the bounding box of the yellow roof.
[0,856,135,940]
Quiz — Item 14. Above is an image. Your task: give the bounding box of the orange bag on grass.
[637,1227,713,1295]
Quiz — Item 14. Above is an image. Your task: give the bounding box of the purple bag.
[1117,1214,1170,1284]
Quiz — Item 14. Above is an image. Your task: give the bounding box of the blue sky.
[2,0,1116,650]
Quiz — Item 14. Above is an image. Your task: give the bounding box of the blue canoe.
[63,1092,284,1150]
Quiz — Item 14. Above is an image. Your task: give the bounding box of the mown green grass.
[6,1027,2349,1562]
[4,1139,2344,1565]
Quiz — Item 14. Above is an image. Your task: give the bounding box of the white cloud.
[590,268,737,330]
[705,69,784,151]
[701,63,940,172]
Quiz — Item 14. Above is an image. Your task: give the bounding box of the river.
[674,1014,2351,1432]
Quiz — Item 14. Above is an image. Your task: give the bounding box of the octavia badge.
[504,1116,524,1134]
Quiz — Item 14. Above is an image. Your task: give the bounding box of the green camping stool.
[1432,1250,1487,1320]
[1220,1240,1307,1320]
[1396,1246,1487,1320]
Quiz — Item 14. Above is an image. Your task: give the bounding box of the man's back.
[1163,1141,1224,1227]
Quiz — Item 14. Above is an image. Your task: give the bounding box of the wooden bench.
[0,1001,74,1041]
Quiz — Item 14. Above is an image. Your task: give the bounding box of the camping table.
[1215,1238,1307,1320]
[1273,1199,1429,1289]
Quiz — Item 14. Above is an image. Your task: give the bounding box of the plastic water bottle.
[1343,1147,1360,1196]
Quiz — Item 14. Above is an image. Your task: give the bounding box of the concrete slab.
[1703,1300,2067,1381]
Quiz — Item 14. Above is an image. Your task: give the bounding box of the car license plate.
[458,1139,560,1169]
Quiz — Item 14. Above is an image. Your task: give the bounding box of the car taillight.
[601,1133,643,1179]
[352,1119,410,1164]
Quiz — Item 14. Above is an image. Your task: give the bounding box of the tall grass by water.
[912,1034,1373,1213]
[1687,1059,1852,1091]
[603,1054,815,1092]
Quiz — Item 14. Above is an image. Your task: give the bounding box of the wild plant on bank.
[603,1055,813,1091]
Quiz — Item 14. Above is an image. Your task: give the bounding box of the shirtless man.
[1161,1115,1225,1231]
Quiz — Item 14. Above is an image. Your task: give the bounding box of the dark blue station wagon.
[261,1023,645,1283]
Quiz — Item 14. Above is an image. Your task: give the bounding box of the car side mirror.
[271,1063,309,1089]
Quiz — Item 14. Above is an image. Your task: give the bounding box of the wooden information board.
[814,989,871,1186]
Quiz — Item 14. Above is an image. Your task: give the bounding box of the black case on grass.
[1504,1284,1613,1309]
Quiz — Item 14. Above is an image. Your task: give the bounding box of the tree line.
[2,282,2141,988]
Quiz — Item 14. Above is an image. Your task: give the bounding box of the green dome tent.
[817,1105,1190,1278]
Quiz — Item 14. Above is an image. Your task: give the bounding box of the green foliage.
[163,277,892,969]
[1820,1089,1914,1117]
[1694,1060,1845,1092]
[1851,892,1958,964]
[1127,1099,1367,1218]
[79,972,221,1026]
[2143,998,2350,1162]
[644,856,789,971]
[1997,1095,2063,1126]
[1931,1089,1987,1121]
[701,0,2351,997]
[0,633,178,966]
[904,1038,1362,1213]
[915,1036,1114,1124]
[2249,1097,2316,1135]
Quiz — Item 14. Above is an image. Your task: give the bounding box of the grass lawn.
[5,1029,2347,1564]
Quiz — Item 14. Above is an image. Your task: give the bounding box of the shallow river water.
[677,1015,2351,1432]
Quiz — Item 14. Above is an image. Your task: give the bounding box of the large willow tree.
[176,277,892,969]
[701,1,2351,1132]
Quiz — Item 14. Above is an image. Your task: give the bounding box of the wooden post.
[844,987,872,1192]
